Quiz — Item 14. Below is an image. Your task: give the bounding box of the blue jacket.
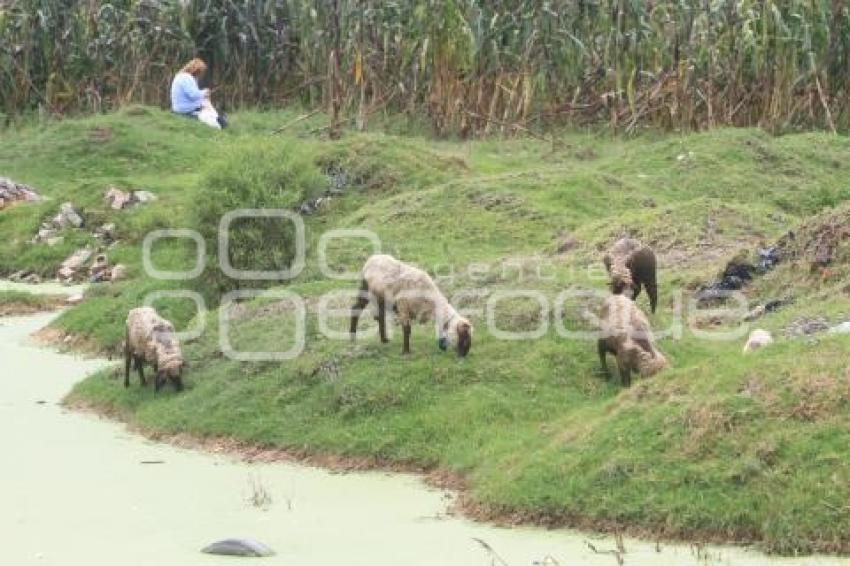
[171,71,205,114]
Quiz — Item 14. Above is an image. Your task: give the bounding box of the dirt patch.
[780,373,850,422]
[31,326,110,357]
[0,297,66,317]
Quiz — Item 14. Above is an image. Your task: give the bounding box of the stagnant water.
[0,307,844,565]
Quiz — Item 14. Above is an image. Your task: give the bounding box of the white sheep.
[350,254,473,356]
[597,294,668,386]
[124,307,185,392]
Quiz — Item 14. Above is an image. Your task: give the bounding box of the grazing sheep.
[603,237,658,313]
[350,254,472,356]
[597,294,667,387]
[743,329,773,353]
[124,307,185,392]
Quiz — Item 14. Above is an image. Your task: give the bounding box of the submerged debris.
[0,177,41,209]
[201,539,275,558]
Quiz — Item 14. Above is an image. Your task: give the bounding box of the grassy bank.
[3,109,850,554]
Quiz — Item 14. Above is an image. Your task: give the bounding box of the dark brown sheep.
[603,237,658,313]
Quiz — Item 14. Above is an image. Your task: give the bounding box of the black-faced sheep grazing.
[603,237,658,313]
[350,254,472,357]
[125,307,185,392]
[597,294,667,387]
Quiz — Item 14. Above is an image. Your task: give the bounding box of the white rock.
[132,190,157,203]
[66,293,84,305]
[828,321,850,335]
[743,329,773,353]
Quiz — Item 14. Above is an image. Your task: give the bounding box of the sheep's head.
[636,348,667,377]
[154,341,185,392]
[443,315,473,357]
[609,266,635,298]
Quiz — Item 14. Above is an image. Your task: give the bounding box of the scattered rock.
[33,202,85,243]
[8,269,42,284]
[66,293,84,305]
[104,187,157,210]
[53,202,84,228]
[104,187,130,210]
[0,177,41,209]
[133,190,157,204]
[88,253,110,282]
[94,222,116,243]
[743,305,766,322]
[743,329,773,353]
[201,539,275,558]
[828,321,850,335]
[58,248,93,282]
[742,298,791,322]
[45,236,64,247]
[756,244,783,273]
[784,316,830,338]
[110,264,127,282]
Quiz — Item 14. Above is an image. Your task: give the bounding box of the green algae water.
[0,308,844,565]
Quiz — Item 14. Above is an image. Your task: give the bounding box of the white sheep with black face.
[597,294,667,387]
[350,254,473,357]
[125,307,185,392]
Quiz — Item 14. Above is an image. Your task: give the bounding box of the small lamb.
[124,307,185,392]
[350,254,472,357]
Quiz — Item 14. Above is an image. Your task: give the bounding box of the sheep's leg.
[134,356,146,386]
[617,359,632,387]
[350,280,370,341]
[401,322,411,355]
[154,371,165,394]
[124,341,131,388]
[597,339,610,378]
[646,281,658,314]
[376,297,389,343]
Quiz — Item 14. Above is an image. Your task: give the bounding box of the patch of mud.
[31,326,108,357]
[0,297,66,317]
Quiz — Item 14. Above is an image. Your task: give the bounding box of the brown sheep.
[350,254,472,356]
[124,307,185,392]
[597,294,667,387]
[603,237,658,313]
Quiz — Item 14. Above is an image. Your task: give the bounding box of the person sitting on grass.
[170,57,226,129]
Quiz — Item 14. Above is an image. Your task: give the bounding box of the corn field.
[2,0,850,134]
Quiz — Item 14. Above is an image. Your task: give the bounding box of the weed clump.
[193,139,325,295]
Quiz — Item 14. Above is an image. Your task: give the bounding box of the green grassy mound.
[3,109,850,554]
